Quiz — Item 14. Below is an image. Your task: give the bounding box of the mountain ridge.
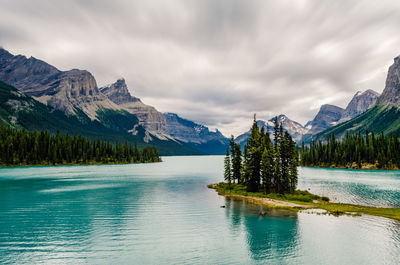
[164,112,229,154]
[0,47,120,121]
[100,78,170,140]
[235,114,308,147]
[0,47,227,154]
[312,55,400,141]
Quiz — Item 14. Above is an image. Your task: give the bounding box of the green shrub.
[322,196,330,202]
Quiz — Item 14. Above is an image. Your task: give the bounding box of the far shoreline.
[301,164,400,171]
[0,160,162,169]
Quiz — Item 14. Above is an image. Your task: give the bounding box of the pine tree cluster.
[301,131,400,169]
[224,116,299,194]
[0,124,161,166]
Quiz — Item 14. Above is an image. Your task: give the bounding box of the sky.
[1,0,400,136]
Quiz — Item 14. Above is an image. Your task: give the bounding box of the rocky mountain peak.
[235,115,307,145]
[164,112,228,148]
[0,47,13,60]
[0,48,119,120]
[375,55,400,108]
[320,104,342,112]
[339,89,380,123]
[0,48,60,94]
[307,104,344,135]
[100,78,169,139]
[364,89,380,96]
[276,114,287,122]
[100,78,140,105]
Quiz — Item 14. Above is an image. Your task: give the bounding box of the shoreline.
[209,183,400,221]
[0,160,162,169]
[301,164,400,171]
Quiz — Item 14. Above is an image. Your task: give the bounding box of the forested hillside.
[0,124,161,166]
[301,131,400,170]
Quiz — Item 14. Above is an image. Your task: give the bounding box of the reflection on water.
[224,198,299,261]
[0,156,399,264]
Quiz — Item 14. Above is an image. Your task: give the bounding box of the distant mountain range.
[164,113,228,154]
[0,48,227,155]
[235,115,308,148]
[236,88,380,145]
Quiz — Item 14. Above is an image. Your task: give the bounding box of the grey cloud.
[1,0,400,136]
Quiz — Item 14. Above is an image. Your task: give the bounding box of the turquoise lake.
[0,156,399,264]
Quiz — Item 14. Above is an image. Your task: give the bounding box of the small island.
[0,124,161,167]
[210,116,400,222]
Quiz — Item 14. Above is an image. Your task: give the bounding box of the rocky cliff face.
[235,114,308,145]
[99,78,140,104]
[306,104,344,135]
[0,48,119,120]
[0,48,59,95]
[339,89,380,123]
[100,79,170,139]
[375,56,400,108]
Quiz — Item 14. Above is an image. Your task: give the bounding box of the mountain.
[338,89,380,123]
[100,78,171,140]
[1,80,205,154]
[100,79,231,154]
[0,80,201,155]
[235,120,266,148]
[0,48,205,155]
[164,113,229,154]
[305,104,344,135]
[375,56,400,107]
[235,115,308,147]
[314,55,400,141]
[303,89,379,141]
[0,48,119,120]
[0,80,134,140]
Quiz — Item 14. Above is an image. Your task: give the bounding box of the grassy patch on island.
[211,182,328,205]
[209,182,400,222]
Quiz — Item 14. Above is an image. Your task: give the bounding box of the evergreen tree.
[301,131,400,170]
[243,115,262,192]
[261,140,274,194]
[224,148,232,184]
[230,135,242,183]
[273,116,280,148]
[225,115,299,194]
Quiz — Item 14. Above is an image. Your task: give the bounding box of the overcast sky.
[1,0,400,136]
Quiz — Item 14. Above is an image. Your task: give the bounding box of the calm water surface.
[299,167,400,207]
[0,156,399,264]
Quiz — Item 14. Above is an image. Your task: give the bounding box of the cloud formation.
[1,0,400,136]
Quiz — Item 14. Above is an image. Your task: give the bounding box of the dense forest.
[301,131,400,169]
[0,124,161,166]
[224,116,299,194]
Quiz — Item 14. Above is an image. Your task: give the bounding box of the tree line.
[301,131,400,169]
[224,116,299,194]
[0,124,161,166]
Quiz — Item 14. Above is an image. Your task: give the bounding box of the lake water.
[0,156,399,264]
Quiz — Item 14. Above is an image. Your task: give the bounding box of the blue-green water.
[0,156,399,264]
[298,167,400,207]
